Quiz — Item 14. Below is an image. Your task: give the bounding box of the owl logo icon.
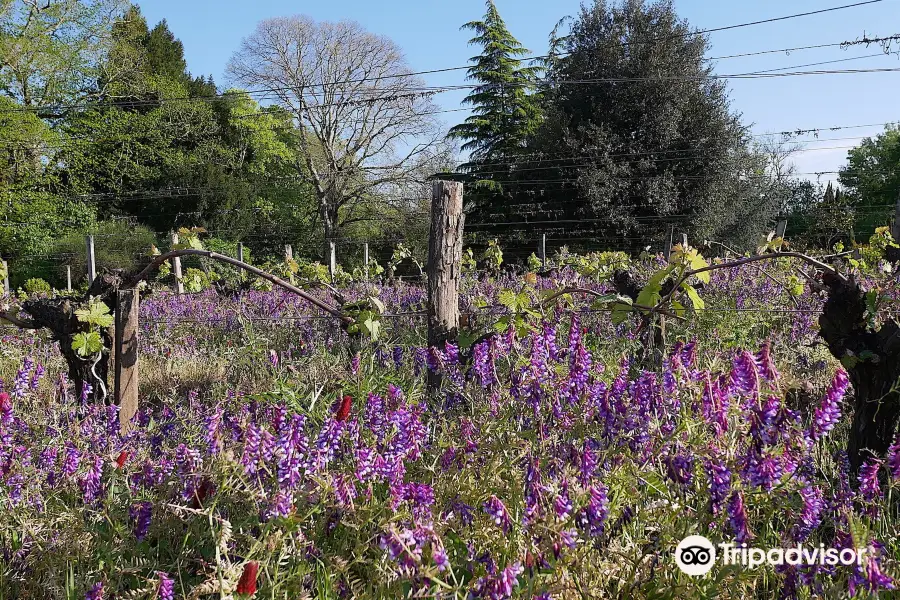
[675,535,716,576]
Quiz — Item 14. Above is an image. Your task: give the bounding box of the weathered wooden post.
[115,288,140,434]
[329,241,337,282]
[427,180,465,390]
[665,224,675,261]
[284,244,293,261]
[681,233,689,248]
[363,242,370,280]
[86,235,96,283]
[775,220,788,240]
[170,233,184,295]
[66,266,72,292]
[237,242,245,281]
[540,234,547,270]
[1,259,8,295]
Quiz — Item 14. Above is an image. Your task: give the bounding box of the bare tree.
[226,16,444,259]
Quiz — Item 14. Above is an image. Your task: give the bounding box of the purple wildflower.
[793,485,824,541]
[887,433,900,482]
[727,491,752,544]
[130,501,152,540]
[858,459,882,513]
[706,459,732,516]
[156,572,174,600]
[575,483,609,536]
[85,582,104,600]
[484,495,512,533]
[809,368,849,441]
[79,456,104,503]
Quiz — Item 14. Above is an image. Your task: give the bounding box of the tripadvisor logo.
[674,535,867,576]
[675,535,716,576]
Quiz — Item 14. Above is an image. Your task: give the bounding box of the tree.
[0,0,127,111]
[839,125,900,236]
[484,0,760,252]
[226,16,445,260]
[448,1,542,170]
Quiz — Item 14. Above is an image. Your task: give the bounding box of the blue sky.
[138,0,899,180]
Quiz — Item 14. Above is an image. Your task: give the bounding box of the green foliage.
[526,252,542,272]
[482,239,503,274]
[52,221,157,285]
[71,297,114,358]
[23,278,51,295]
[840,125,900,235]
[387,243,424,280]
[557,250,631,282]
[344,295,386,341]
[448,1,542,166]
[182,267,218,293]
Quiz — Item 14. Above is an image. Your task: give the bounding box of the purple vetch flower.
[754,341,779,382]
[554,480,573,519]
[350,352,361,376]
[665,451,694,486]
[793,485,824,542]
[79,456,104,503]
[379,527,423,571]
[265,490,293,519]
[857,459,882,511]
[887,433,900,482]
[472,562,524,600]
[130,501,152,540]
[85,582,104,600]
[809,368,849,441]
[334,475,356,508]
[392,346,404,368]
[743,447,784,491]
[30,364,45,390]
[156,572,174,600]
[706,458,732,517]
[472,338,497,388]
[484,495,512,533]
[241,423,262,475]
[729,351,760,407]
[205,406,224,455]
[575,483,609,536]
[63,443,81,478]
[432,536,449,572]
[312,418,344,472]
[727,491,752,544]
[11,356,33,399]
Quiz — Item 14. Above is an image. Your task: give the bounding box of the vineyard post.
[284,245,293,261]
[66,266,72,292]
[364,242,370,280]
[540,234,547,270]
[893,189,900,242]
[427,179,464,391]
[681,233,688,248]
[86,235,96,283]
[114,287,140,434]
[329,241,336,282]
[665,225,675,260]
[171,233,184,295]
[1,259,8,295]
[237,243,245,281]
[776,220,788,240]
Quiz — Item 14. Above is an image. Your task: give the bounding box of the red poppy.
[115,450,129,469]
[0,392,10,411]
[236,561,259,595]
[335,395,352,422]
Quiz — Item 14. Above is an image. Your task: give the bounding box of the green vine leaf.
[72,331,103,357]
[75,300,114,329]
[681,283,705,311]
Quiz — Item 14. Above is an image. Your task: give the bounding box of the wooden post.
[892,190,900,242]
[329,241,336,282]
[237,243,245,280]
[115,288,140,434]
[775,220,788,239]
[681,233,688,248]
[540,234,547,270]
[66,266,72,292]
[427,180,465,390]
[85,235,96,283]
[1,259,8,295]
[170,233,184,295]
[665,224,675,260]
[363,242,370,280]
[284,244,293,261]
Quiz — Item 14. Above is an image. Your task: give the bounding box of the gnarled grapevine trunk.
[21,273,123,403]
[819,272,900,473]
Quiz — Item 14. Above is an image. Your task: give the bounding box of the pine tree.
[448,1,541,174]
